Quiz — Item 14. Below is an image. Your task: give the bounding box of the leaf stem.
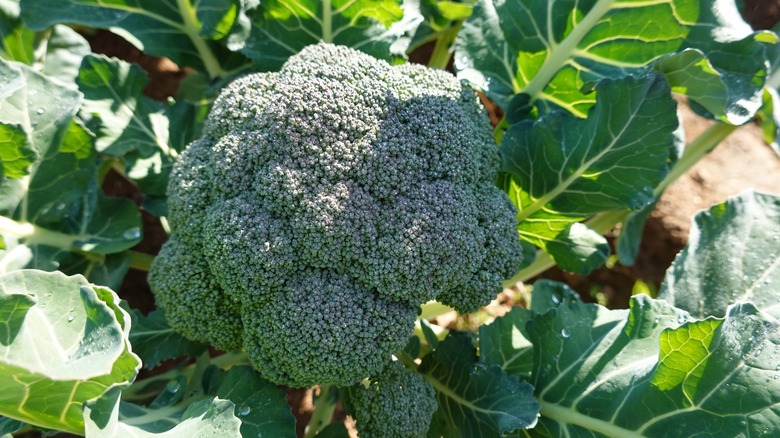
[502,121,739,287]
[304,384,338,438]
[427,21,463,70]
[175,0,227,78]
[128,250,155,271]
[521,0,613,100]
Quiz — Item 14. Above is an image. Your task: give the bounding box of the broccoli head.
[149,43,524,387]
[343,361,437,438]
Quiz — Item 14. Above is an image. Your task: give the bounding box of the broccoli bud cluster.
[343,361,437,438]
[149,43,523,387]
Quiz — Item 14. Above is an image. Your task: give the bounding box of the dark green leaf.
[20,0,242,77]
[500,73,678,273]
[420,332,539,437]
[212,366,297,438]
[236,0,414,70]
[526,294,780,436]
[456,0,775,122]
[77,54,169,157]
[479,307,534,379]
[129,309,207,369]
[659,190,780,319]
[0,270,140,435]
[317,422,350,438]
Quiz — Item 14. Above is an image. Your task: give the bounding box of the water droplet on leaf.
[236,405,251,416]
[560,328,571,339]
[165,380,181,394]
[123,227,141,240]
[36,108,44,115]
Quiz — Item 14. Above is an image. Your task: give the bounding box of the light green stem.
[176,0,227,78]
[502,121,739,287]
[521,0,614,99]
[0,215,78,248]
[304,384,338,438]
[427,21,463,70]
[321,0,333,43]
[129,250,155,271]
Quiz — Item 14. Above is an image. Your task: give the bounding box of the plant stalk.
[304,384,338,438]
[129,250,155,271]
[502,121,739,287]
[428,21,463,70]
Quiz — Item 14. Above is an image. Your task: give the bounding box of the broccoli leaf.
[659,190,780,319]
[521,293,780,436]
[0,270,140,435]
[84,388,243,437]
[207,365,297,438]
[128,309,207,369]
[419,332,540,437]
[235,0,417,70]
[500,73,678,274]
[455,0,775,124]
[77,54,169,157]
[0,59,142,275]
[85,365,295,437]
[19,0,247,78]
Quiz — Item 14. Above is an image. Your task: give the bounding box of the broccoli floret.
[343,361,437,438]
[149,43,524,387]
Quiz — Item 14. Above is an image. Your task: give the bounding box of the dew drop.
[560,328,571,339]
[123,227,141,240]
[454,55,470,71]
[653,317,661,327]
[67,315,75,322]
[551,294,561,304]
[236,405,251,416]
[35,108,44,115]
[165,380,181,394]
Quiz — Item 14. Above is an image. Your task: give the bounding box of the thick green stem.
[502,121,739,287]
[304,384,338,438]
[427,21,463,70]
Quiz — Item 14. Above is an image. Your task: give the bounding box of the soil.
[82,3,780,434]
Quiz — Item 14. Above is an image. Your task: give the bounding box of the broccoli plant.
[0,0,779,437]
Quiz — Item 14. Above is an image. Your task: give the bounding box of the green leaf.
[455,0,774,122]
[129,309,207,369]
[757,87,780,156]
[479,307,534,379]
[0,291,35,345]
[0,270,140,434]
[235,0,414,70]
[210,366,297,438]
[84,388,243,437]
[0,1,91,83]
[0,122,34,179]
[0,60,142,273]
[19,0,242,77]
[525,291,780,436]
[0,0,34,64]
[77,54,169,157]
[659,190,780,319]
[419,332,540,437]
[500,73,678,274]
